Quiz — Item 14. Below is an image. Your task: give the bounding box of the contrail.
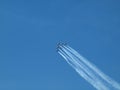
[57,44,120,90]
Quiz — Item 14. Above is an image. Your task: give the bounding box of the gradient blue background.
[0,0,120,90]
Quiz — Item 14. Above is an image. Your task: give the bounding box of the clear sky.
[0,0,120,90]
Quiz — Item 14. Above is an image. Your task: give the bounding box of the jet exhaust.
[57,44,120,90]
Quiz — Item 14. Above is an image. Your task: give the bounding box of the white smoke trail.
[58,50,108,90]
[57,45,120,90]
[58,47,109,90]
[65,45,120,89]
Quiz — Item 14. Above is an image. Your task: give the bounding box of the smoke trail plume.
[57,44,120,90]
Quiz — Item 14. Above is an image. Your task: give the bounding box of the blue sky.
[0,0,120,90]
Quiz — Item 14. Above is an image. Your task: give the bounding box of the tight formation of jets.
[56,43,67,51]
